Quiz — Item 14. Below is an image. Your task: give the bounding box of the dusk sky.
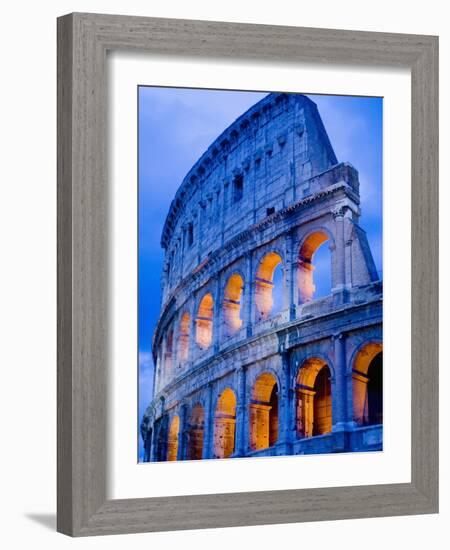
[138,87,382,460]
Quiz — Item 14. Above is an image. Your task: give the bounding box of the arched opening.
[296,358,332,437]
[163,328,174,380]
[268,384,278,445]
[178,312,190,363]
[272,263,284,314]
[352,343,383,426]
[154,415,169,462]
[298,231,331,303]
[367,353,383,424]
[213,388,237,458]
[187,403,204,460]
[195,293,214,349]
[250,373,279,451]
[223,274,244,337]
[167,415,180,461]
[255,252,283,321]
[312,366,332,436]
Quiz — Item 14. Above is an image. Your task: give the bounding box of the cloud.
[139,350,153,370]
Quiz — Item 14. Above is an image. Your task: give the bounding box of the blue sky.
[138,87,382,460]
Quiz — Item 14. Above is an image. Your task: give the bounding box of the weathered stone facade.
[141,92,383,462]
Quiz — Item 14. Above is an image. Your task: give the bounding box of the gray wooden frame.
[57,12,438,537]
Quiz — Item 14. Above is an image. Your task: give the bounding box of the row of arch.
[161,344,382,461]
[163,231,333,374]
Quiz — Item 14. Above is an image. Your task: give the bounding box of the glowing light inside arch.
[352,343,383,426]
[296,358,332,437]
[166,415,180,461]
[298,231,331,303]
[255,252,283,320]
[213,388,237,458]
[178,312,190,363]
[223,273,244,336]
[195,293,214,349]
[250,372,278,450]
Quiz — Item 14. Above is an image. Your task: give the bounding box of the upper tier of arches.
[159,92,353,306]
[153,214,380,393]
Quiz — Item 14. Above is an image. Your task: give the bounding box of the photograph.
[138,88,383,462]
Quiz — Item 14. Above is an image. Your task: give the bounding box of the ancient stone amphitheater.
[141,92,382,462]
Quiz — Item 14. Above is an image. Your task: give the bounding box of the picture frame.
[57,12,438,536]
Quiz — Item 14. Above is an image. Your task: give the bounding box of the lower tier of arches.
[142,335,383,462]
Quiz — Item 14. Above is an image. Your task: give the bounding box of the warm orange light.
[223,273,244,336]
[255,252,283,320]
[178,312,190,362]
[298,231,329,303]
[250,373,278,451]
[213,388,237,458]
[296,358,332,437]
[196,293,214,349]
[167,415,180,461]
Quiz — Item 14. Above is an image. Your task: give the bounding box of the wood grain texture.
[57,12,439,537]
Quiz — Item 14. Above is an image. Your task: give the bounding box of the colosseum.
[141,91,383,462]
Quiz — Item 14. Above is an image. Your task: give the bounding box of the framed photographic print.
[57,13,438,536]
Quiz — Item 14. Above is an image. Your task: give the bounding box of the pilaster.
[332,332,351,432]
[278,350,294,450]
[244,251,254,337]
[213,275,222,352]
[234,366,247,456]
[202,383,214,459]
[285,230,299,320]
[178,404,188,460]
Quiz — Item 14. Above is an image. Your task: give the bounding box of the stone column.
[213,274,222,352]
[243,370,251,454]
[178,404,188,460]
[148,426,157,462]
[188,304,196,362]
[285,230,299,320]
[278,350,293,451]
[152,351,159,395]
[202,383,214,459]
[332,207,346,287]
[244,251,254,337]
[234,366,247,456]
[332,333,348,432]
[332,206,348,305]
[344,236,353,288]
[172,316,179,374]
